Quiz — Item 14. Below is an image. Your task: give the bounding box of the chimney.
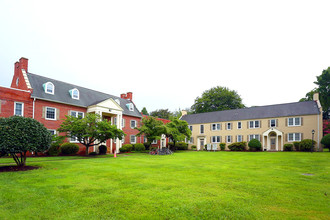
[313,92,319,101]
[181,110,188,116]
[19,57,28,71]
[120,92,133,101]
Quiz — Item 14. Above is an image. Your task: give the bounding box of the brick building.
[0,57,146,154]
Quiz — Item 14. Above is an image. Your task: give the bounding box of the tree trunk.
[85,146,89,155]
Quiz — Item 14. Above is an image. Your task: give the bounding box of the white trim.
[130,120,137,128]
[44,82,55,95]
[249,120,260,129]
[200,124,205,134]
[0,85,31,93]
[211,123,221,131]
[270,119,277,127]
[70,88,80,100]
[14,102,24,116]
[130,135,136,144]
[287,117,301,127]
[237,121,242,129]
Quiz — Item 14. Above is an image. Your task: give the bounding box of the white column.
[276,135,279,151]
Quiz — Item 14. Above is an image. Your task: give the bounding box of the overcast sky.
[1,0,329,113]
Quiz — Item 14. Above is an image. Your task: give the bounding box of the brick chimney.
[120,92,133,101]
[11,57,30,90]
[19,57,28,71]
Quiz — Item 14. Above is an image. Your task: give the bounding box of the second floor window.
[14,102,23,116]
[46,107,56,120]
[211,123,221,131]
[288,117,301,126]
[200,125,204,134]
[130,120,137,128]
[249,120,260,129]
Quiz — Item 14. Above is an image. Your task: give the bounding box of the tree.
[0,116,52,166]
[321,134,330,151]
[136,116,164,145]
[191,86,245,113]
[300,67,330,119]
[150,109,172,119]
[141,107,149,116]
[163,118,191,150]
[58,113,124,155]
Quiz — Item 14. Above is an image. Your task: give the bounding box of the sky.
[0,0,329,113]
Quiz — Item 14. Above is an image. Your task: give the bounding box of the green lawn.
[0,151,329,219]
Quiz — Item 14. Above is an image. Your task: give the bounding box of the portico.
[262,128,283,151]
[87,98,124,153]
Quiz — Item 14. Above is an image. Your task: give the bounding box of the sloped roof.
[181,101,320,124]
[27,73,142,118]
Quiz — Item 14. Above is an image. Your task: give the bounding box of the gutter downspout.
[33,98,36,119]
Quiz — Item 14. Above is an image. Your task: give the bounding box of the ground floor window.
[249,134,260,141]
[211,136,221,143]
[130,135,136,144]
[226,135,232,143]
[14,102,24,116]
[288,133,301,142]
[237,135,243,142]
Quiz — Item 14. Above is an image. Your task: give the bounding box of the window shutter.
[247,121,250,129]
[300,133,303,141]
[285,133,288,142]
[235,135,237,142]
[210,136,212,143]
[242,135,243,141]
[56,108,60,120]
[210,124,212,131]
[276,119,278,127]
[219,136,221,142]
[42,106,45,118]
[259,134,262,143]
[268,120,270,127]
[300,117,303,126]
[220,123,222,130]
[285,118,288,127]
[259,120,262,128]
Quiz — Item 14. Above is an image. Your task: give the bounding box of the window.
[226,135,232,143]
[152,140,158,144]
[189,125,193,131]
[200,125,204,134]
[130,120,137,128]
[126,103,134,111]
[122,119,125,128]
[130,135,136,144]
[270,119,277,127]
[16,77,19,86]
[226,123,232,130]
[48,129,56,136]
[70,135,79,142]
[249,134,260,141]
[237,122,242,129]
[69,88,79,100]
[211,123,221,131]
[14,102,24,116]
[188,137,194,144]
[249,120,260,128]
[288,133,301,142]
[211,136,221,143]
[237,135,243,142]
[144,137,147,143]
[71,111,84,118]
[43,82,54,94]
[288,117,301,126]
[46,107,56,120]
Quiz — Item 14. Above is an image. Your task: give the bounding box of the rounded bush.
[228,142,247,151]
[120,144,133,153]
[284,144,293,151]
[293,141,301,151]
[176,142,188,150]
[134,143,146,151]
[60,143,79,155]
[219,143,226,151]
[248,139,261,151]
[191,145,197,150]
[98,145,107,155]
[300,139,316,151]
[48,143,60,156]
[321,134,330,150]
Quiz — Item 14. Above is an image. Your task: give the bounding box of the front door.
[200,139,204,151]
[270,137,276,150]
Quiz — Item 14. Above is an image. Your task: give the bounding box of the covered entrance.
[87,98,123,153]
[262,128,283,151]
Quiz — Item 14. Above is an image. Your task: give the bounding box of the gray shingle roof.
[181,101,320,124]
[27,73,142,118]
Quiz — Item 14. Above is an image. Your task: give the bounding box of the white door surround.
[262,128,283,151]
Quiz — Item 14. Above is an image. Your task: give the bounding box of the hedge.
[60,143,79,155]
[228,142,247,151]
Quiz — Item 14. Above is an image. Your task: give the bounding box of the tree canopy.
[163,118,191,148]
[0,116,52,166]
[150,109,172,119]
[141,107,149,116]
[300,67,330,119]
[191,86,245,113]
[58,113,124,155]
[136,116,164,144]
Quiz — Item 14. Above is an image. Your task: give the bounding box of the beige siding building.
[181,94,323,151]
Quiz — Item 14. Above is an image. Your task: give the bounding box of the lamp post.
[311,130,315,153]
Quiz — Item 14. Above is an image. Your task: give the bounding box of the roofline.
[0,85,31,93]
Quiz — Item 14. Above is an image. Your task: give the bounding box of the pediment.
[89,98,123,112]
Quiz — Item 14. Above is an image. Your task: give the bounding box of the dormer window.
[43,82,55,94]
[69,88,79,100]
[126,103,134,111]
[16,77,19,86]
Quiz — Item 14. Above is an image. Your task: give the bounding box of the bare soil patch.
[0,166,40,173]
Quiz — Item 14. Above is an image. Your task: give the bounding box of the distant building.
[181,96,323,151]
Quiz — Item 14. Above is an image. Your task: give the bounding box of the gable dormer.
[69,88,79,100]
[43,82,55,95]
[126,103,134,111]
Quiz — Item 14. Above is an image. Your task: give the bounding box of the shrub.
[150,146,158,152]
[134,143,146,151]
[248,139,262,151]
[321,134,330,150]
[47,143,60,156]
[176,142,188,150]
[293,141,301,151]
[144,143,151,150]
[191,145,197,150]
[219,143,226,151]
[120,144,133,153]
[284,144,293,151]
[60,143,79,155]
[228,142,247,151]
[98,145,107,155]
[300,139,316,151]
[89,152,97,156]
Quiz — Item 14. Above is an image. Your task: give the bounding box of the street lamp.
[311,130,315,153]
